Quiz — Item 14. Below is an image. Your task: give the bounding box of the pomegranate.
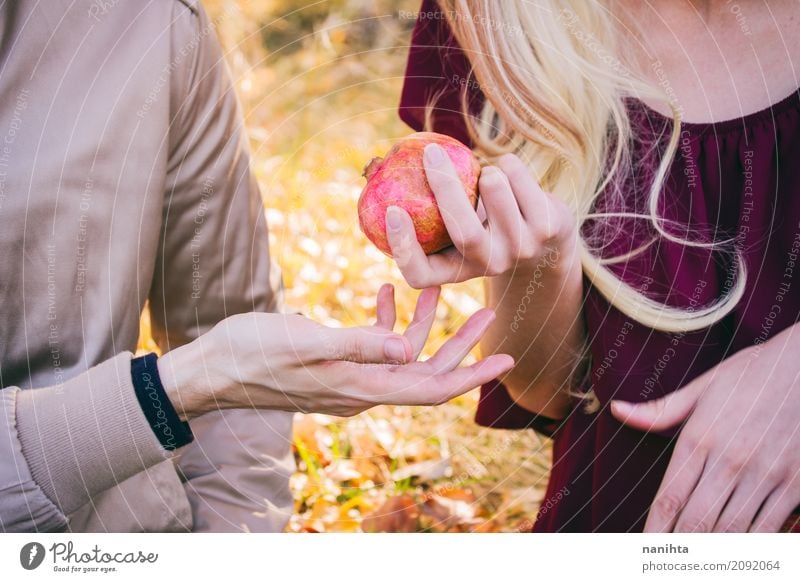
[357,132,480,256]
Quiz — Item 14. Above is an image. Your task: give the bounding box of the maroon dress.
[399,0,800,532]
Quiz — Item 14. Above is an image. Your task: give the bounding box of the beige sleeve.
[1,352,168,532]
[148,1,294,532]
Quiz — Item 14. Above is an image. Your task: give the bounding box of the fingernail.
[610,400,631,415]
[386,206,403,232]
[424,143,445,166]
[385,337,408,363]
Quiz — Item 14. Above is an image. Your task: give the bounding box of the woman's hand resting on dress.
[612,322,800,532]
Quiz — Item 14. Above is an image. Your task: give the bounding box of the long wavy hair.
[436,0,745,333]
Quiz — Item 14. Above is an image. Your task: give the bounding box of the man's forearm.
[6,353,169,530]
[480,244,585,418]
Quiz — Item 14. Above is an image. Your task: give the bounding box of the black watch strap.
[130,353,194,451]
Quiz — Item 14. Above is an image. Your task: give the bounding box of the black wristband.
[130,353,194,451]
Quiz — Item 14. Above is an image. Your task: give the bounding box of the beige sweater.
[0,0,294,532]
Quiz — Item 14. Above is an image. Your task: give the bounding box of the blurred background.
[143,0,552,532]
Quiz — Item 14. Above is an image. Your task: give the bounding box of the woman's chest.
[636,4,800,124]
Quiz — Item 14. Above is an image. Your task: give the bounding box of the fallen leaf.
[362,494,419,533]
[420,494,477,532]
[324,459,362,482]
[391,458,452,483]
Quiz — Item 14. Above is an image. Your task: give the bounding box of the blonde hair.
[436,0,745,333]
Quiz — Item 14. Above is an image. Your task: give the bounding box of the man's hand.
[158,284,514,418]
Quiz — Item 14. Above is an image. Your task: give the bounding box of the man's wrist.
[156,343,212,422]
[130,353,194,450]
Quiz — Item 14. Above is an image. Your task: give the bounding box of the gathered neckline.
[635,88,800,134]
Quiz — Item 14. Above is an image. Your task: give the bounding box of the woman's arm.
[481,235,584,419]
[386,150,583,420]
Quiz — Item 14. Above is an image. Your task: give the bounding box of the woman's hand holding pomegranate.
[157,284,514,419]
[385,144,578,287]
[381,140,584,420]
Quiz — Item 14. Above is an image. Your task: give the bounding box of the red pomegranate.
[357,132,480,256]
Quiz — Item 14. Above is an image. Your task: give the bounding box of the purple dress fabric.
[399,0,800,532]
